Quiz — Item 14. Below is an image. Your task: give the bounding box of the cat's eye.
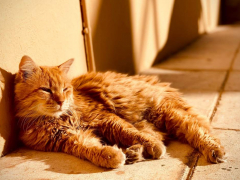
[63,87,68,92]
[40,87,52,93]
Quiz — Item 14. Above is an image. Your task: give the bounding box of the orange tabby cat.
[14,56,226,168]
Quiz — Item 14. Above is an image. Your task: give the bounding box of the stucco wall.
[0,0,87,156]
[86,0,220,74]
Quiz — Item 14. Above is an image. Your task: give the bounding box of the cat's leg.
[61,129,126,168]
[96,113,166,163]
[133,120,165,142]
[152,97,226,163]
[122,120,166,164]
[21,128,125,168]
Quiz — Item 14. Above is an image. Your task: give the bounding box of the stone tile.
[142,68,226,91]
[182,91,219,118]
[192,130,240,180]
[155,25,240,71]
[212,92,240,130]
[198,26,240,47]
[156,43,236,71]
[224,72,240,91]
[233,50,240,70]
[0,142,193,180]
[155,55,233,71]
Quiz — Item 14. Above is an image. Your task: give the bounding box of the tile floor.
[0,24,240,180]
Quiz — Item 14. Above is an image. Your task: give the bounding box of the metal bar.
[80,0,96,72]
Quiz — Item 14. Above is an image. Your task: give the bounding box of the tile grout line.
[181,150,200,180]
[209,42,240,122]
[184,42,240,180]
[186,153,200,180]
[213,127,240,132]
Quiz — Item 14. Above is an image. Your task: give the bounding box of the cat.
[14,55,226,168]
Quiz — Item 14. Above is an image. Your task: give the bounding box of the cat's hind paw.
[125,144,144,164]
[143,141,166,159]
[204,145,226,163]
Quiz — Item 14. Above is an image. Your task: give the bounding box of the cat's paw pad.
[99,146,126,168]
[204,145,226,163]
[125,144,144,164]
[143,141,166,159]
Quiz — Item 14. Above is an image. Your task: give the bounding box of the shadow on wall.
[0,68,19,156]
[91,0,135,74]
[91,0,203,73]
[153,0,202,65]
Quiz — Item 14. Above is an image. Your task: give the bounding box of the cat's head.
[15,56,74,118]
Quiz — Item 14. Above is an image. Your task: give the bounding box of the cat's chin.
[53,111,63,118]
[42,110,63,118]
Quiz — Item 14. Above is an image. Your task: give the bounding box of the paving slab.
[142,68,226,91]
[224,71,240,91]
[156,25,240,71]
[182,90,219,118]
[192,130,240,180]
[212,92,240,130]
[196,27,240,46]
[155,55,233,71]
[156,42,236,71]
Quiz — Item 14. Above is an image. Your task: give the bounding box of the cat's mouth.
[54,106,64,113]
[50,107,64,117]
[41,106,64,117]
[43,102,69,117]
[52,104,69,117]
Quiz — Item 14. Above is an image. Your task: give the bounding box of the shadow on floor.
[6,139,212,175]
[7,147,109,174]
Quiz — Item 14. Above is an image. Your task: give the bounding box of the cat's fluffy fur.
[14,56,226,168]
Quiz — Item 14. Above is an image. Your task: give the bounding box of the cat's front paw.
[99,146,126,168]
[203,145,226,163]
[143,141,166,159]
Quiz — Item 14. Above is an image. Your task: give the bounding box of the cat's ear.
[19,55,40,80]
[58,58,74,74]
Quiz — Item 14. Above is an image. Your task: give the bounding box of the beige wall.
[86,0,220,74]
[0,0,87,156]
[86,0,135,74]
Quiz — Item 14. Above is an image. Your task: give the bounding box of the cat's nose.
[56,100,64,106]
[54,94,64,106]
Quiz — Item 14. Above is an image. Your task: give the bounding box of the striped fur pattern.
[14,56,226,168]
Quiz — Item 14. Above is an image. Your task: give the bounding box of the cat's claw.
[204,145,226,163]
